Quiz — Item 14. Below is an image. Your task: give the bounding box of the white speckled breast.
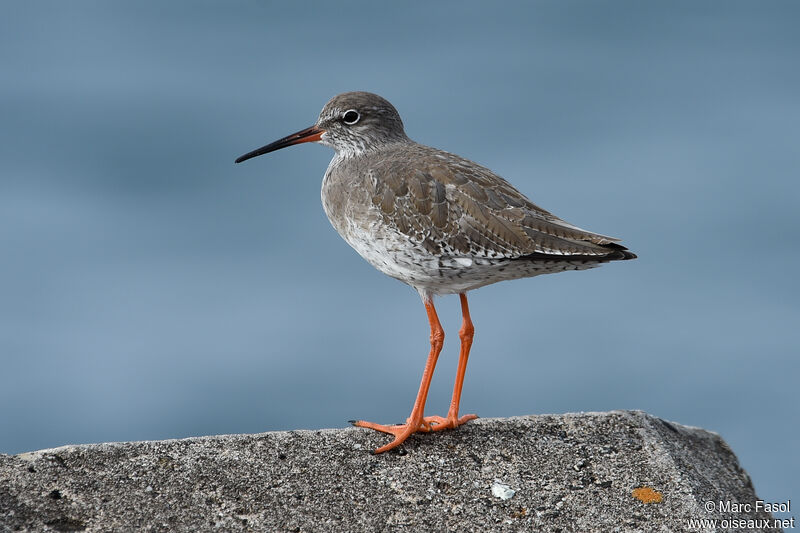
[321,152,605,296]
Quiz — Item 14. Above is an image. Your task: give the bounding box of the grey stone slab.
[0,411,781,532]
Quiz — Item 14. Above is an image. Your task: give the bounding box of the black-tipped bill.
[235,125,325,164]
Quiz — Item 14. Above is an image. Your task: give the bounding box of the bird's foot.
[422,413,478,432]
[351,413,478,453]
[351,418,424,453]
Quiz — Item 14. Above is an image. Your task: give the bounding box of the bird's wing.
[370,145,629,260]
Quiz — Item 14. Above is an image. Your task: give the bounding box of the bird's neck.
[333,135,414,160]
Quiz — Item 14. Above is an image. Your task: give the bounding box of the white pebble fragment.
[491,481,516,500]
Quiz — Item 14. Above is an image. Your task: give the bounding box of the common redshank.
[235,91,635,453]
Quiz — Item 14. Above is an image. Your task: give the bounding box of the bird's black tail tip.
[602,242,637,261]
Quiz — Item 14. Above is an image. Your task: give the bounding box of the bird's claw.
[352,413,478,453]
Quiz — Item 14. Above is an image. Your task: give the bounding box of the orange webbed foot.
[351,418,427,453]
[423,413,478,432]
[352,413,478,453]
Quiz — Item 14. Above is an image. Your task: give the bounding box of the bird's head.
[235,91,409,164]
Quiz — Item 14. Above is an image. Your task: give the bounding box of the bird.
[235,91,635,454]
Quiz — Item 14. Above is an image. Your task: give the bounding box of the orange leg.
[425,293,478,431]
[353,297,445,453]
[353,294,478,453]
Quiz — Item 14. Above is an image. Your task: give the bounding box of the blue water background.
[1,2,797,506]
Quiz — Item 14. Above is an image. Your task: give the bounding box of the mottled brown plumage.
[235,91,635,453]
[309,92,634,297]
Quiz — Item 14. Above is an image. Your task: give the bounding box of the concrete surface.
[0,411,781,532]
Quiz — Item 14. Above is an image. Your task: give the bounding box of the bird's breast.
[321,157,437,285]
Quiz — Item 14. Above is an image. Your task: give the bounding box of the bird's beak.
[235,125,325,164]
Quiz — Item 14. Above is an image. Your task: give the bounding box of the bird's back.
[321,141,634,295]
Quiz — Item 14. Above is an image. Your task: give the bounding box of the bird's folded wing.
[370,146,628,260]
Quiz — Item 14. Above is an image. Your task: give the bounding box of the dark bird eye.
[343,110,360,125]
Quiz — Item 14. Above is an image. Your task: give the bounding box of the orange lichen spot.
[632,486,663,504]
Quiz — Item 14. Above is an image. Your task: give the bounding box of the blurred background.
[2,1,797,507]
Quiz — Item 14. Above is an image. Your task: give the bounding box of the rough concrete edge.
[3,410,778,533]
[10,409,708,458]
[632,410,707,516]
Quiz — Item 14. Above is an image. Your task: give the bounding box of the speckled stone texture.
[0,411,779,532]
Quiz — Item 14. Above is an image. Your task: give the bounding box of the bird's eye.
[343,110,360,125]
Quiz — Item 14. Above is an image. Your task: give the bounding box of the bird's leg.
[353,297,445,453]
[425,292,478,431]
